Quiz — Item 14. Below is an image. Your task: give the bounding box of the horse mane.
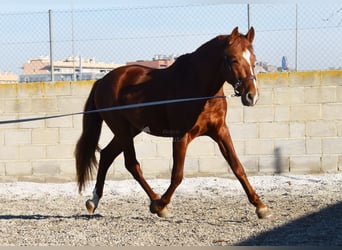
[170,35,229,70]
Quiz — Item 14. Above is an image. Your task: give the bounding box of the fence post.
[247,3,251,30]
[49,9,54,83]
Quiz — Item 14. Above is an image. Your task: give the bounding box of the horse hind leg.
[86,136,122,214]
[122,137,162,214]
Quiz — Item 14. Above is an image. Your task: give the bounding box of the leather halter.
[224,56,256,96]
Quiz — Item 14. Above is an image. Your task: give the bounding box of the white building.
[20,56,123,82]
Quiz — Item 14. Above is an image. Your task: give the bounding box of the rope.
[0,95,234,125]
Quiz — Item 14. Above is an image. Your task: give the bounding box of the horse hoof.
[86,199,97,214]
[157,207,170,218]
[256,207,272,219]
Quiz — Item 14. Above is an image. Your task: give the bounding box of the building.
[126,54,177,69]
[20,56,123,82]
[0,70,18,83]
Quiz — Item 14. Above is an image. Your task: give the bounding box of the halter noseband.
[232,74,256,96]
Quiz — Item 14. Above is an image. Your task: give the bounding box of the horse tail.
[75,80,103,193]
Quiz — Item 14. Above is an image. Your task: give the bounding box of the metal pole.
[247,3,251,30]
[71,7,76,81]
[49,9,54,82]
[295,4,298,71]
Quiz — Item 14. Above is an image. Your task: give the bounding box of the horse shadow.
[237,201,342,246]
[0,213,104,220]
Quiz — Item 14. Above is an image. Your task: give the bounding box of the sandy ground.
[0,173,341,246]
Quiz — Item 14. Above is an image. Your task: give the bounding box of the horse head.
[223,27,259,106]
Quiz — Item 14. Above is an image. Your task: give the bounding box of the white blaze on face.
[242,49,258,104]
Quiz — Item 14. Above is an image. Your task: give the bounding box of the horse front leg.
[150,135,190,217]
[212,125,272,219]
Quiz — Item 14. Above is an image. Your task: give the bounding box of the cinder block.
[32,128,59,144]
[322,138,342,154]
[245,139,274,155]
[187,139,215,157]
[0,162,5,176]
[58,159,76,177]
[32,160,60,176]
[18,114,45,129]
[0,84,17,98]
[337,86,342,102]
[258,72,289,88]
[5,129,31,145]
[306,138,322,155]
[0,146,19,160]
[321,155,338,172]
[259,122,289,138]
[183,158,200,174]
[289,71,321,87]
[321,70,342,85]
[244,106,274,123]
[141,158,171,177]
[17,82,44,97]
[198,157,229,174]
[46,116,73,128]
[274,139,305,156]
[57,97,85,113]
[46,144,74,159]
[156,141,172,158]
[304,86,336,104]
[289,156,321,173]
[306,121,337,137]
[19,145,45,160]
[258,156,289,173]
[226,107,243,123]
[239,156,259,173]
[5,161,32,176]
[274,87,305,105]
[135,142,157,158]
[59,128,81,144]
[71,81,94,97]
[274,106,290,122]
[290,104,321,121]
[322,103,342,120]
[4,98,31,113]
[229,123,258,140]
[31,97,58,113]
[257,88,273,105]
[45,81,71,96]
[290,122,305,138]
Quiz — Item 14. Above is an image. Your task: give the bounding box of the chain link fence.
[0,3,341,82]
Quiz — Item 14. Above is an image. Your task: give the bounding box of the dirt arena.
[0,174,341,246]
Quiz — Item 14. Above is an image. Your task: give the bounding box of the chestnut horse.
[75,27,271,219]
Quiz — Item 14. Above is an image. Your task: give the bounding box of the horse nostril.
[246,92,254,103]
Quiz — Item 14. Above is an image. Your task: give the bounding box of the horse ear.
[229,27,240,45]
[246,26,255,43]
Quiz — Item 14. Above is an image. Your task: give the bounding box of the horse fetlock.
[256,206,272,219]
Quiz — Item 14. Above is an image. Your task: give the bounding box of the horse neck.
[192,39,226,96]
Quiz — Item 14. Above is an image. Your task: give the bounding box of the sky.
[0,0,341,74]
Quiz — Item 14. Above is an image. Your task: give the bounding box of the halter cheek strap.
[223,56,256,96]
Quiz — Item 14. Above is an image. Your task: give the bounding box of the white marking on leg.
[92,187,100,208]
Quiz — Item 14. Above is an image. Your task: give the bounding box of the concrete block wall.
[0,70,341,182]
